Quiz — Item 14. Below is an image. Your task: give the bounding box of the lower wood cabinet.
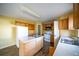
[48,46,55,56]
[19,36,43,56]
[50,34,54,47]
[36,37,43,51]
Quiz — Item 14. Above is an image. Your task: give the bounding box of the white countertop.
[54,39,79,56]
[19,36,43,43]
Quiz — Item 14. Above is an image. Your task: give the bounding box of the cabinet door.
[73,3,79,29]
[48,47,55,56]
[28,24,35,30]
[58,20,63,29]
[25,40,36,56]
[63,18,68,29]
[36,37,43,50]
[69,14,74,30]
[50,34,54,47]
[58,18,68,29]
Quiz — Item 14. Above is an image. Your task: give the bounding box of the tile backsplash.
[60,30,78,37]
[78,30,79,37]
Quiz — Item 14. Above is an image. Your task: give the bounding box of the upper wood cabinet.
[42,20,54,30]
[58,17,68,29]
[69,14,74,30]
[42,20,54,35]
[73,3,79,29]
[42,24,46,30]
[15,20,35,30]
[28,24,35,30]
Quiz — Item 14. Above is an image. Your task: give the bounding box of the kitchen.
[0,3,79,56]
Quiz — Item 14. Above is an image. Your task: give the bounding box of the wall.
[59,30,78,37]
[35,23,42,35]
[16,19,42,36]
[0,16,16,49]
[54,21,59,37]
[0,16,42,49]
[77,30,79,37]
[54,21,60,48]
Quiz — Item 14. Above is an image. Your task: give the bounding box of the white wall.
[35,23,42,35]
[54,21,59,38]
[60,30,78,37]
[54,21,59,48]
[78,30,79,37]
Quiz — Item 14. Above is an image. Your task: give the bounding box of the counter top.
[54,39,79,56]
[19,36,43,43]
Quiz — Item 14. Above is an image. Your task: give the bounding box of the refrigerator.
[16,26,28,48]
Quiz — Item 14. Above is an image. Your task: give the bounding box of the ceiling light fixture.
[20,5,40,18]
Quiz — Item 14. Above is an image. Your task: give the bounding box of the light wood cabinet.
[36,37,43,50]
[16,20,35,30]
[19,40,36,56]
[48,46,55,56]
[50,34,54,47]
[58,4,79,29]
[19,36,43,56]
[28,24,35,30]
[42,24,46,30]
[42,20,54,35]
[73,3,79,29]
[63,18,68,29]
[58,13,74,30]
[58,17,68,29]
[58,20,62,29]
[42,20,54,30]
[69,14,74,30]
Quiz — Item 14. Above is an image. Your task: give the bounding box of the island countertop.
[19,36,43,43]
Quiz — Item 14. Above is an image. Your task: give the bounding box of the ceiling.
[0,3,73,22]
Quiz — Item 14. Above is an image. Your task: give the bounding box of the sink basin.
[61,37,79,46]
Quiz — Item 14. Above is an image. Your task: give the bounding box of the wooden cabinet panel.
[63,18,68,29]
[58,20,63,29]
[69,14,74,30]
[16,20,35,30]
[48,46,55,56]
[19,37,43,56]
[73,3,79,29]
[36,37,43,50]
[16,20,28,26]
[42,24,46,30]
[59,18,68,29]
[42,20,54,30]
[28,24,35,30]
[50,34,54,47]
[42,20,54,35]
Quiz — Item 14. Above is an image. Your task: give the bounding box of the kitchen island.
[19,36,43,56]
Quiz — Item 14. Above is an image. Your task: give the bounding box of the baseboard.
[0,43,16,49]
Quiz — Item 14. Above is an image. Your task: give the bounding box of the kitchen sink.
[61,37,79,46]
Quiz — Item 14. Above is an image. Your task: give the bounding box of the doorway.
[38,25,41,35]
